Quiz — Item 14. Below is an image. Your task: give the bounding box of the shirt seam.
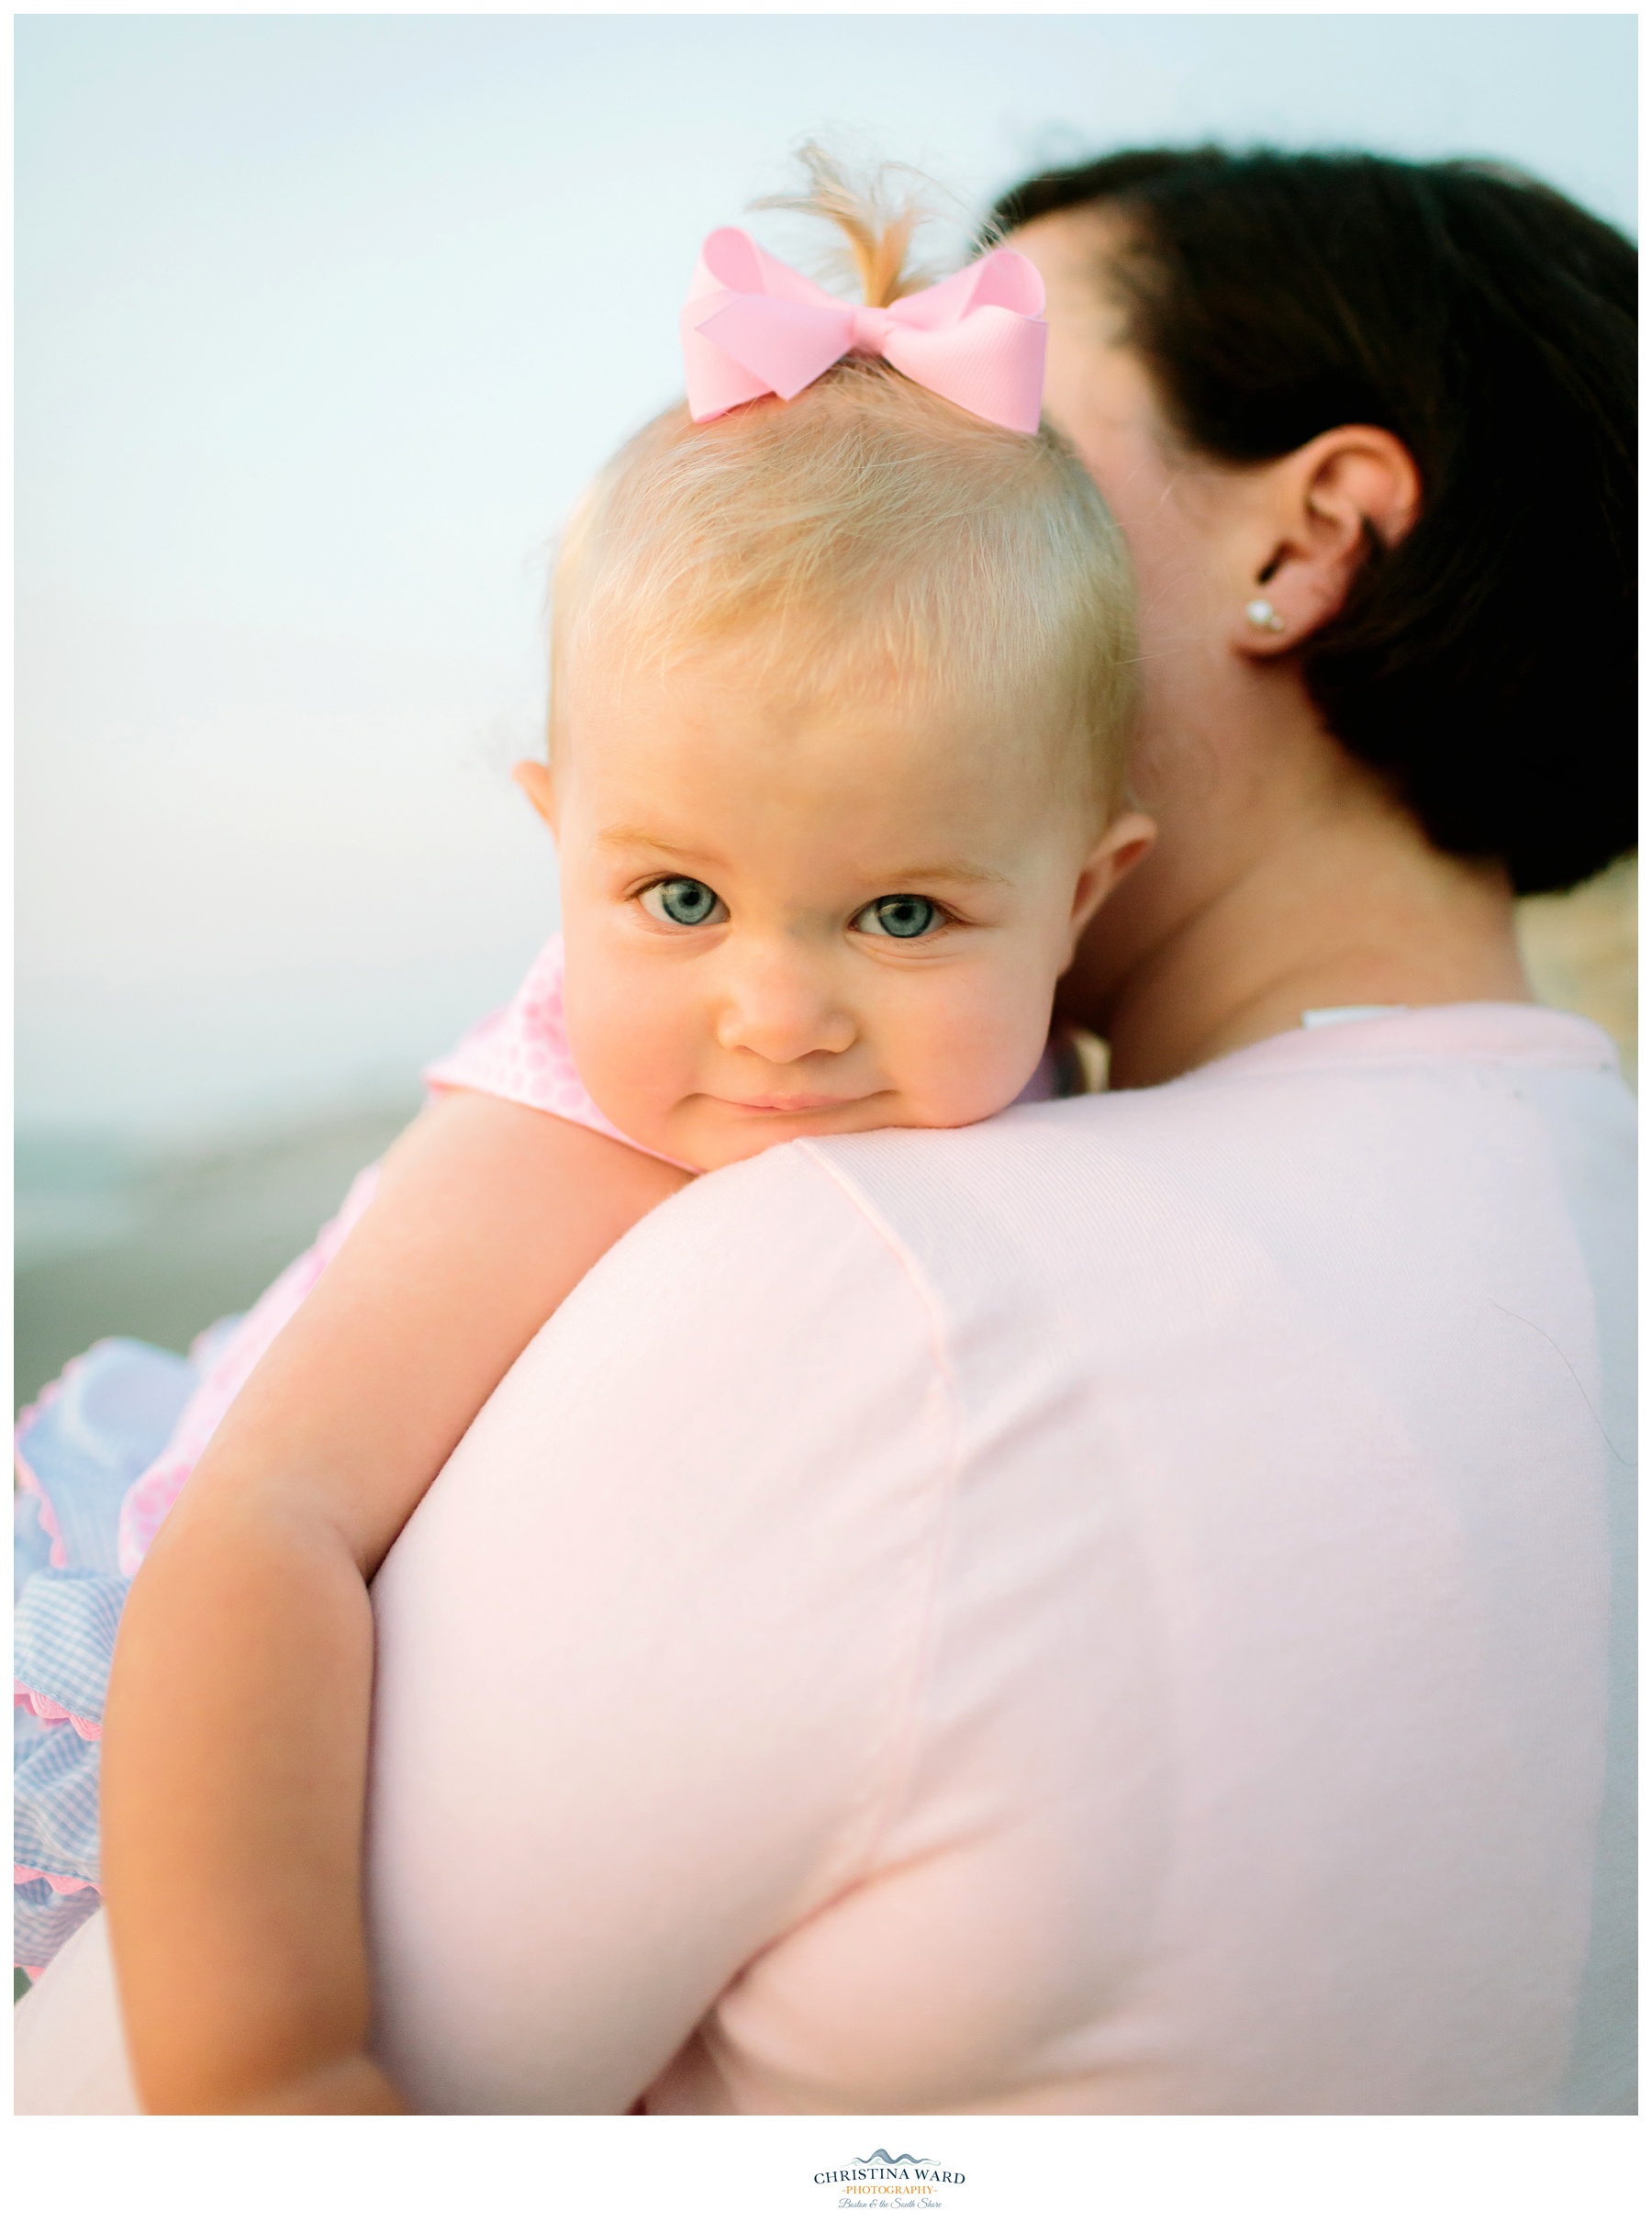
[1158,1044,1620,1096]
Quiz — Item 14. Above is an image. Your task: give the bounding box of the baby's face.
[541,642,1140,1172]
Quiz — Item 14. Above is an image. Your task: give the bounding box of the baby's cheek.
[561,963,682,1149]
[892,966,1055,1123]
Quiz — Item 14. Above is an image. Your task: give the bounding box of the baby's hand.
[143,2049,406,2115]
[226,2053,407,2116]
[101,1089,687,2124]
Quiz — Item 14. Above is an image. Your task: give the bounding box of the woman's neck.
[1075,716,1532,1091]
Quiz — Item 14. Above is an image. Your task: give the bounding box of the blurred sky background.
[14,11,1639,1387]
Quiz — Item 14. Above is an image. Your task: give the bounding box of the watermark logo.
[814,2149,966,2208]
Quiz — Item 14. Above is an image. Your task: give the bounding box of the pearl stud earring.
[1245,597,1286,632]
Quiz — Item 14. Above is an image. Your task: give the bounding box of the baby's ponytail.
[753,142,932,308]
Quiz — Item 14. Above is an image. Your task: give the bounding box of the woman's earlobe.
[1232,425,1422,659]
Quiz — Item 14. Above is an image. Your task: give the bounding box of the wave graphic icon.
[853,2152,936,2166]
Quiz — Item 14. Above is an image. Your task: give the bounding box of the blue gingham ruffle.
[15,1338,203,1973]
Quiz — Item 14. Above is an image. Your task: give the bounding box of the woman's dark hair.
[992,149,1636,895]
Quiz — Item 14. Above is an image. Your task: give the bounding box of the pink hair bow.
[681,227,1047,435]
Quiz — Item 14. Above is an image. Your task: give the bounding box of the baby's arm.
[99,1087,690,2113]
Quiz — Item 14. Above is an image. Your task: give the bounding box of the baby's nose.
[714,954,854,1064]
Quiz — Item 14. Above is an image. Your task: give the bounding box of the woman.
[999,149,1635,1068]
[19,149,1635,2115]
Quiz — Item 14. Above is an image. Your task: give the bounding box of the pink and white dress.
[114,937,640,1578]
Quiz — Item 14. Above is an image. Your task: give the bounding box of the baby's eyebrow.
[596,829,1010,891]
[890,861,1014,889]
[597,823,720,861]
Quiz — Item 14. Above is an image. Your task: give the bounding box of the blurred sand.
[15,1100,418,1411]
[13,861,1635,1412]
[1517,856,1637,1089]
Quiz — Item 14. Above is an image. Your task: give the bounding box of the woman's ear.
[512,759,558,832]
[1230,425,1421,658]
[1066,809,1156,958]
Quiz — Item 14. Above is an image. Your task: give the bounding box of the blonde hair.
[552,153,1137,820]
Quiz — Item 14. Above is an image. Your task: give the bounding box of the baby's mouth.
[716,1091,861,1115]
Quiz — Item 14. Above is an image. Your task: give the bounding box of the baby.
[15,162,1150,2106]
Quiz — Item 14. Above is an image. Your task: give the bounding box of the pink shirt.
[362,1002,1635,2114]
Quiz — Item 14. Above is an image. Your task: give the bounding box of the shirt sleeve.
[363,1143,953,2113]
[421,933,642,1151]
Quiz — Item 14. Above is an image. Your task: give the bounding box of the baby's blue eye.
[642,877,724,927]
[854,894,941,940]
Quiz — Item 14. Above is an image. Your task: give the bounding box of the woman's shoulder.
[530,993,1633,1434]
[785,999,1633,1346]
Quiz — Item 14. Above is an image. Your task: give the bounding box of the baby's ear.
[1070,809,1155,936]
[512,760,557,832]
